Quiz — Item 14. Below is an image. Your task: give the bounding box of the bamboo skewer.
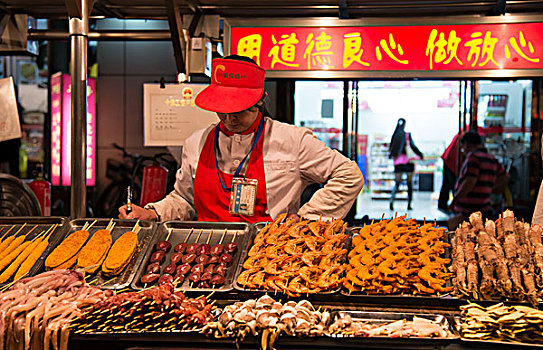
[206,230,213,244]
[23,225,39,239]
[218,229,227,245]
[165,228,173,241]
[195,229,203,243]
[0,225,16,240]
[132,220,142,235]
[87,220,97,230]
[0,272,28,292]
[183,228,193,243]
[12,223,28,237]
[100,277,116,286]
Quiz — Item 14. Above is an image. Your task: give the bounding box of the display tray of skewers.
[132,221,251,292]
[202,295,330,350]
[71,282,215,335]
[451,210,543,307]
[454,301,543,347]
[341,215,454,300]
[326,310,458,341]
[234,214,349,297]
[0,216,69,286]
[44,219,156,290]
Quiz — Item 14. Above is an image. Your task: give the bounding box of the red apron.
[193,115,272,223]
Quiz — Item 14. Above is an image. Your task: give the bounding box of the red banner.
[230,23,543,71]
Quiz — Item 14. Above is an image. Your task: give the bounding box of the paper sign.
[143,83,219,146]
[0,77,22,142]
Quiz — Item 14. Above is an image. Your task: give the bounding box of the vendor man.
[119,55,364,222]
[449,131,508,220]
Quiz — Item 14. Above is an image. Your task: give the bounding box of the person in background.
[388,118,424,211]
[119,55,364,223]
[449,131,509,220]
[532,134,543,226]
[438,133,459,213]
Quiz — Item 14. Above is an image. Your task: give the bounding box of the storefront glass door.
[293,78,537,222]
[476,80,533,208]
[293,81,344,151]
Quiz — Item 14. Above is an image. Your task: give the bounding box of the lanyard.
[214,116,265,191]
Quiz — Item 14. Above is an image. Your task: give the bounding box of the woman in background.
[388,118,424,211]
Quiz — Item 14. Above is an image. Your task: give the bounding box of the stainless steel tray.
[327,310,458,339]
[0,216,70,286]
[131,221,252,292]
[340,227,454,299]
[65,219,156,290]
[233,221,349,295]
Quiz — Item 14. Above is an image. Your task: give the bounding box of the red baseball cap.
[195,58,265,114]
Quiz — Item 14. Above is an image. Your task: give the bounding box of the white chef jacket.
[148,117,364,221]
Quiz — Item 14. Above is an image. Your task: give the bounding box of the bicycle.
[95,144,178,217]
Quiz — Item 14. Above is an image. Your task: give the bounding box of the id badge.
[230,177,257,216]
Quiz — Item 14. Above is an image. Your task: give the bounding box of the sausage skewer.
[174,228,193,253]
[210,229,227,256]
[225,231,238,254]
[197,230,213,255]
[155,227,173,253]
[186,229,203,255]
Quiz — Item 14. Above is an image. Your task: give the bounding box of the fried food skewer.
[45,224,90,270]
[14,226,58,280]
[102,222,139,277]
[77,221,114,274]
[0,226,57,283]
[0,224,37,263]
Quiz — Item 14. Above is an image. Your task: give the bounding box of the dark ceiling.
[1,0,543,20]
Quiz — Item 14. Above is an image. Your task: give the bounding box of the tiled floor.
[355,191,450,222]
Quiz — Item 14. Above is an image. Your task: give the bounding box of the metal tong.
[126,186,133,214]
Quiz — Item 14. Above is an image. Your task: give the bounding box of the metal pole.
[28,29,172,41]
[342,80,349,156]
[68,0,90,218]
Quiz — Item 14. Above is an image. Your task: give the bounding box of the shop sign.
[50,73,96,186]
[230,22,543,71]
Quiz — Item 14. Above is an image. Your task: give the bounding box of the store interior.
[294,79,533,222]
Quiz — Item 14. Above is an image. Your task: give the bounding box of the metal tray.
[453,315,543,348]
[131,221,252,292]
[64,219,156,290]
[233,221,349,295]
[0,216,70,286]
[326,310,458,339]
[340,226,454,300]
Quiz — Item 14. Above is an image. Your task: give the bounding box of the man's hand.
[286,213,300,221]
[118,204,158,221]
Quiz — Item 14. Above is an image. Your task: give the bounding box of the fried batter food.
[344,215,452,295]
[45,229,89,269]
[54,253,78,270]
[77,229,113,273]
[0,231,50,283]
[102,231,139,277]
[237,214,347,296]
[14,231,53,280]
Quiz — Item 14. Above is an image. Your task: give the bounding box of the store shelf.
[370,138,408,199]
